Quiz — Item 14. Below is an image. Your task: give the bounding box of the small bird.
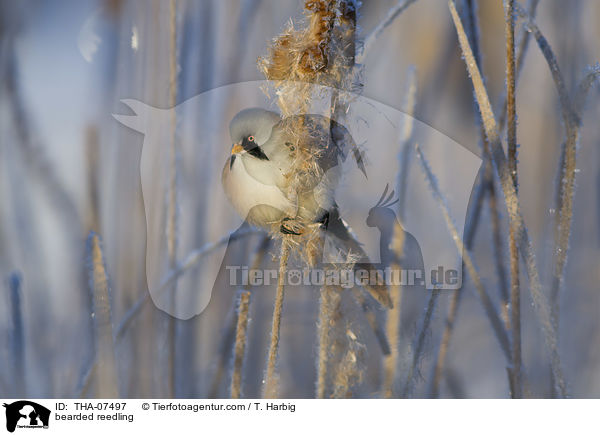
[222,107,392,308]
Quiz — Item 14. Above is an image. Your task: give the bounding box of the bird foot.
[280,217,304,235]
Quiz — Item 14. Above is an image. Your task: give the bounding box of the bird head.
[229,108,280,166]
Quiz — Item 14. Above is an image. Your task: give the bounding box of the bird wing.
[267,114,368,179]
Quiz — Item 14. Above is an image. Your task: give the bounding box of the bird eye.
[248,135,255,142]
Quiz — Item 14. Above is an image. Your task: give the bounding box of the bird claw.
[280,217,304,235]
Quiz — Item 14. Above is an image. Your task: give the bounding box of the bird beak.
[230,144,243,169]
[231,143,244,155]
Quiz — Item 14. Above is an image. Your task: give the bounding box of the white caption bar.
[0,399,596,434]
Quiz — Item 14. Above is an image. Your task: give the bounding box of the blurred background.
[0,0,599,398]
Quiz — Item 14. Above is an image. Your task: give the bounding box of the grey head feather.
[229,108,281,146]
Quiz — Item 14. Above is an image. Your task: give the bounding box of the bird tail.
[324,207,393,309]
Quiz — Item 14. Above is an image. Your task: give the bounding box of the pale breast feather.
[222,156,295,228]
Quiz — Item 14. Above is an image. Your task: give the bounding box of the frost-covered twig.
[382,263,402,398]
[263,240,291,398]
[449,0,567,396]
[230,290,251,399]
[396,66,417,220]
[505,0,522,399]
[401,287,441,398]
[415,144,510,362]
[517,5,589,341]
[8,273,25,396]
[209,235,270,398]
[497,0,540,130]
[357,0,418,64]
[574,64,600,114]
[115,228,261,341]
[429,284,461,398]
[462,0,510,324]
[316,285,339,399]
[163,0,179,398]
[87,232,119,398]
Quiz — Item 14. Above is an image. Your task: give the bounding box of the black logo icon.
[3,401,50,433]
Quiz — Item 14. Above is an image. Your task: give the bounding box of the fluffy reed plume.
[87,232,119,398]
[259,0,361,398]
[8,273,25,397]
[449,0,566,396]
[504,0,522,399]
[230,291,252,399]
[332,328,365,398]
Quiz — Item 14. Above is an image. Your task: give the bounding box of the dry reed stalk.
[415,144,510,361]
[87,232,119,398]
[449,0,566,397]
[116,228,261,343]
[3,34,82,236]
[384,67,417,397]
[574,65,600,115]
[463,0,510,326]
[505,0,522,399]
[342,288,388,358]
[209,235,270,398]
[76,362,96,399]
[164,0,178,398]
[85,126,100,233]
[263,240,291,398]
[8,273,25,397]
[397,66,417,220]
[356,0,418,64]
[429,285,460,398]
[401,287,441,398]
[332,328,365,398]
[382,222,405,398]
[259,0,359,398]
[429,164,493,397]
[498,0,540,130]
[514,5,599,397]
[382,271,402,398]
[316,285,341,398]
[230,291,252,399]
[515,5,578,336]
[515,13,599,347]
[316,287,330,399]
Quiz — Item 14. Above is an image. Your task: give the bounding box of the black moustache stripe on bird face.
[242,136,270,160]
